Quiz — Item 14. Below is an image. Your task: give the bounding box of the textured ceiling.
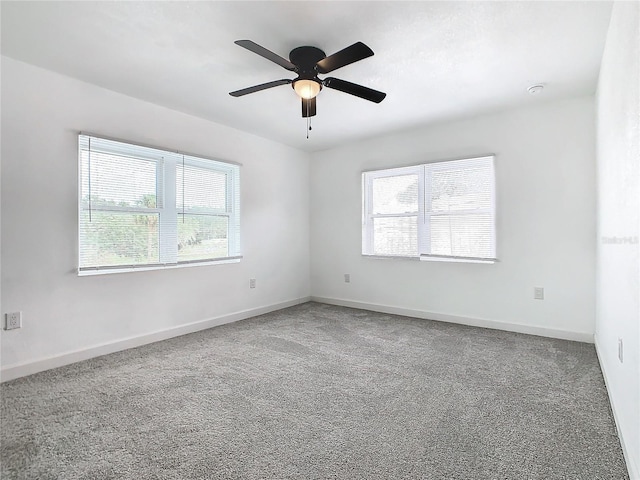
[1,1,612,152]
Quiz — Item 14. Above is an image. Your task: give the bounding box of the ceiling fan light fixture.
[293,79,321,99]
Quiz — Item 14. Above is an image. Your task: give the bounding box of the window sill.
[78,257,242,276]
[362,254,421,261]
[420,255,496,264]
[362,254,496,264]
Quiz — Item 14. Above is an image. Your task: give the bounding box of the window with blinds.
[362,156,496,262]
[78,134,240,273]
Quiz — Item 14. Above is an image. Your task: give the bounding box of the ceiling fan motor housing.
[289,46,326,77]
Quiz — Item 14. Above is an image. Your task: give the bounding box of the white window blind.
[78,134,240,273]
[362,156,496,262]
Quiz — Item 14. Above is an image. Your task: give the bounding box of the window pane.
[79,211,159,267]
[81,151,157,208]
[372,174,418,214]
[373,216,418,256]
[430,166,492,212]
[178,214,229,262]
[430,214,493,257]
[176,164,227,211]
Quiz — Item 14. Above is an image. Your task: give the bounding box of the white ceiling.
[1,1,612,152]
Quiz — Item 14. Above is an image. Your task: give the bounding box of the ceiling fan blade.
[316,42,374,74]
[229,79,292,97]
[234,40,297,71]
[323,77,386,103]
[302,97,317,118]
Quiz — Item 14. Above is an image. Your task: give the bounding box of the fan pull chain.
[306,100,312,139]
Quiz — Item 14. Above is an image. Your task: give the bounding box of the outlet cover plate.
[5,312,22,330]
[618,338,623,363]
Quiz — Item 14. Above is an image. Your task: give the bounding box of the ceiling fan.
[229,40,386,118]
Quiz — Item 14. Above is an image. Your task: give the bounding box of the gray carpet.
[0,302,629,479]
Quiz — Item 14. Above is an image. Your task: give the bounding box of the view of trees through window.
[79,198,230,267]
[177,214,228,262]
[79,200,160,267]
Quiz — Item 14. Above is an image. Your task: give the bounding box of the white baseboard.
[594,335,639,480]
[310,296,594,343]
[1,297,311,383]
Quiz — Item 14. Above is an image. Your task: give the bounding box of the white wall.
[0,57,311,378]
[310,97,596,341]
[595,2,640,478]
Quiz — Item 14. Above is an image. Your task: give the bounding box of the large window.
[362,156,495,262]
[78,135,240,273]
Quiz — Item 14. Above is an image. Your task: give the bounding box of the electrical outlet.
[249,278,256,289]
[5,312,22,330]
[534,287,544,300]
[344,273,350,283]
[618,338,623,363]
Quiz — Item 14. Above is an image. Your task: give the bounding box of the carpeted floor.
[0,302,629,479]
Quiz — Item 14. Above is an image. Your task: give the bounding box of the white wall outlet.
[618,338,623,363]
[249,278,256,289]
[344,273,351,283]
[534,287,544,300]
[5,312,22,330]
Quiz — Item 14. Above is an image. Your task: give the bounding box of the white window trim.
[78,133,242,274]
[362,155,496,263]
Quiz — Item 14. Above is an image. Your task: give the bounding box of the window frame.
[362,155,496,264]
[175,156,240,264]
[362,165,422,256]
[78,134,241,275]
